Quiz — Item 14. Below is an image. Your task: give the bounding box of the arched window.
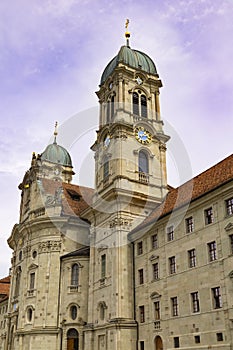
[71,264,79,286]
[67,328,79,350]
[106,101,110,124]
[27,307,33,322]
[99,303,105,320]
[133,92,139,116]
[111,95,115,120]
[14,266,21,297]
[103,159,109,179]
[141,95,147,118]
[139,150,149,173]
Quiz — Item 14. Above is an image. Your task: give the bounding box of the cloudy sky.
[0,0,232,277]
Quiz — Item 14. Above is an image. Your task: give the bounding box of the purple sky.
[0,0,232,277]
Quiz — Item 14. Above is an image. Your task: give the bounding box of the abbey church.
[0,27,233,350]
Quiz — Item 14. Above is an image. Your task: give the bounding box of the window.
[208,241,217,261]
[106,96,115,123]
[191,292,200,313]
[226,198,233,216]
[167,226,174,241]
[32,250,37,259]
[139,305,145,323]
[205,207,213,224]
[103,158,109,179]
[71,264,79,286]
[99,302,106,320]
[133,92,139,116]
[139,341,145,350]
[132,92,147,118]
[70,305,77,320]
[27,307,33,322]
[194,335,200,344]
[174,337,180,348]
[138,150,149,174]
[216,332,223,341]
[151,234,158,249]
[111,95,115,120]
[186,216,194,233]
[141,95,147,118]
[29,272,35,290]
[169,256,176,274]
[171,297,178,316]
[212,287,222,309]
[19,250,23,261]
[101,254,106,279]
[14,267,21,297]
[230,234,233,254]
[152,263,159,280]
[154,301,160,320]
[137,241,143,255]
[138,269,144,284]
[188,249,196,268]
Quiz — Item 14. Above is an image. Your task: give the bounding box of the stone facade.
[1,34,233,350]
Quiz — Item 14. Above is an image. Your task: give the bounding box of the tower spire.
[125,18,130,47]
[53,121,58,144]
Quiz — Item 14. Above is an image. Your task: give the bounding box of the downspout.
[132,242,138,350]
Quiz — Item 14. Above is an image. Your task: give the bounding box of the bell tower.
[84,22,170,350]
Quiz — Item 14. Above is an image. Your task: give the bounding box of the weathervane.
[125,18,130,47]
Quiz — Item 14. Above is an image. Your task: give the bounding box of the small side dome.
[100,45,158,85]
[41,142,72,167]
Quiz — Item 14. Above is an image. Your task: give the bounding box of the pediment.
[150,291,161,299]
[225,223,233,232]
[28,263,38,270]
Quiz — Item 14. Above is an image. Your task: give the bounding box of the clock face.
[135,127,152,144]
[104,135,111,148]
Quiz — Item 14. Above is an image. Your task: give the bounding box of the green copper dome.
[41,142,72,167]
[100,45,158,85]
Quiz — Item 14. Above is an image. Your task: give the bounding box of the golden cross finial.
[125,19,130,47]
[54,121,58,143]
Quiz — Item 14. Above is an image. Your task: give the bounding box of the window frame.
[188,248,196,268]
[169,256,176,274]
[138,269,144,285]
[204,207,214,225]
[139,305,145,323]
[151,234,158,249]
[212,287,222,309]
[208,241,217,262]
[137,241,143,255]
[71,264,79,286]
[167,225,174,242]
[191,291,200,313]
[171,296,178,317]
[152,262,159,280]
[186,216,194,233]
[226,197,233,216]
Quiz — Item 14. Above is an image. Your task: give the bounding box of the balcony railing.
[154,320,161,329]
[138,172,149,184]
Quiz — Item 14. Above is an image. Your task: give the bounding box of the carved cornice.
[38,240,61,254]
[109,217,132,228]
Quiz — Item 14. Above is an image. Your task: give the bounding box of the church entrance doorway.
[154,335,163,350]
[67,328,79,350]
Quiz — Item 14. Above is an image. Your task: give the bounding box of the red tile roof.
[40,179,94,218]
[0,276,10,300]
[131,154,233,235]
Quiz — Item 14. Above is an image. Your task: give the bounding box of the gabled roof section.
[40,179,94,217]
[130,154,233,236]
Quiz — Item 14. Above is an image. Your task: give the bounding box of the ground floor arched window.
[154,335,163,350]
[67,328,79,350]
